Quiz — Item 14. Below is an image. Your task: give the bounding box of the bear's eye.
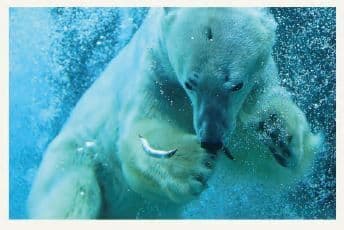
[185,77,198,91]
[185,82,193,90]
[206,27,213,40]
[231,82,244,92]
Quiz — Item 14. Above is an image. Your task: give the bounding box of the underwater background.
[9,7,336,219]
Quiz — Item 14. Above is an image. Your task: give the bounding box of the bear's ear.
[163,7,178,15]
[258,9,277,47]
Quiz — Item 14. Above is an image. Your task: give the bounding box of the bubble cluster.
[271,8,335,219]
[9,7,335,219]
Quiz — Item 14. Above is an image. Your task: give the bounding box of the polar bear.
[27,8,322,219]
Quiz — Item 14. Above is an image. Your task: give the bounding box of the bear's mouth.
[203,146,235,160]
[138,134,234,160]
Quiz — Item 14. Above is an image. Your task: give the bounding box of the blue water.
[9,7,336,219]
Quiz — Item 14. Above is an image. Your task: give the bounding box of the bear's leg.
[29,166,101,219]
[118,119,214,204]
[254,97,322,169]
[257,113,297,167]
[240,85,322,170]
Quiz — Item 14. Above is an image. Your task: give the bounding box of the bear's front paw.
[121,134,215,204]
[161,139,215,203]
[257,114,299,168]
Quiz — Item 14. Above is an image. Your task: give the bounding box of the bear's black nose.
[201,141,223,151]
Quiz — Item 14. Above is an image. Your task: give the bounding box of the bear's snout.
[196,104,227,137]
[198,121,224,152]
[200,141,223,151]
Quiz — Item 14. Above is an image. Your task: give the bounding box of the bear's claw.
[258,114,297,168]
[193,174,207,187]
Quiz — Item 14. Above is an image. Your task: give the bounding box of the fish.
[223,146,235,160]
[138,134,177,159]
[139,134,234,160]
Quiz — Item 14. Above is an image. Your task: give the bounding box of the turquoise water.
[9,7,335,219]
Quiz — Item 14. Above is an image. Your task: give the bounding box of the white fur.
[28,8,322,219]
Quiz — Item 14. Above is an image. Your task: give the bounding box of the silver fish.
[138,134,177,159]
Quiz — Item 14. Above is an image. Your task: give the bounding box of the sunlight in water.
[9,7,335,219]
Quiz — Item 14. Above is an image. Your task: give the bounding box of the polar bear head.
[161,8,277,151]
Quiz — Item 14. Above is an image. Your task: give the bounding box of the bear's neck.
[119,8,194,133]
[138,48,194,132]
